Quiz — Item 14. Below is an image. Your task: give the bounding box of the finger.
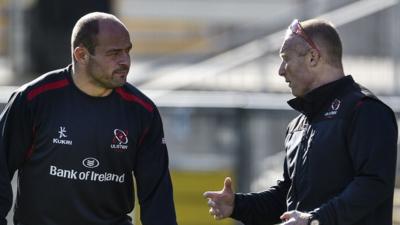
[207,199,216,207]
[280,211,294,220]
[222,177,233,194]
[209,206,220,214]
[209,207,216,216]
[203,191,219,199]
[214,210,224,221]
[281,217,296,225]
[214,214,224,220]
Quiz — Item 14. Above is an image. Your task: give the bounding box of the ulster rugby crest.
[111,129,128,151]
[324,98,341,118]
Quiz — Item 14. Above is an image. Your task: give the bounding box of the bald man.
[204,19,397,225]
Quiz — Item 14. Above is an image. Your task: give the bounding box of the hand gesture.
[280,210,311,225]
[203,177,235,220]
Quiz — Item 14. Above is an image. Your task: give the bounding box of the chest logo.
[58,126,67,138]
[53,126,73,146]
[82,157,100,169]
[324,98,341,118]
[111,129,128,151]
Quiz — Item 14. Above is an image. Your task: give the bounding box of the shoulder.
[337,81,383,113]
[353,97,396,120]
[344,84,397,132]
[115,83,156,113]
[16,66,71,101]
[348,82,395,117]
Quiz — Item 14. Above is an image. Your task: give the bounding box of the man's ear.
[309,48,320,67]
[73,46,89,63]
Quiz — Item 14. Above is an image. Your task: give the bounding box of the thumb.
[203,177,233,199]
[222,177,233,194]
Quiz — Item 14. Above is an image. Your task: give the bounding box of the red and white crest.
[331,98,341,111]
[114,129,128,145]
[111,129,129,151]
[324,98,341,118]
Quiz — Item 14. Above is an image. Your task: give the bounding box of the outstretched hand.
[203,177,235,220]
[280,210,311,225]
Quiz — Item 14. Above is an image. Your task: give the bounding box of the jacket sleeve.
[311,99,398,224]
[231,158,290,225]
[134,107,177,225]
[0,91,34,225]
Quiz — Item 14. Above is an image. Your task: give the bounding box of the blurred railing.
[0,88,399,225]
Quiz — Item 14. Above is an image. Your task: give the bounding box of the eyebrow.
[106,44,132,53]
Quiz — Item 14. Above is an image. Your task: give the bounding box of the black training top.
[0,65,177,225]
[231,76,398,225]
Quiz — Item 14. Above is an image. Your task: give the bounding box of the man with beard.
[0,12,177,225]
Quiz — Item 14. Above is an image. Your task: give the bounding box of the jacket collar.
[287,75,355,118]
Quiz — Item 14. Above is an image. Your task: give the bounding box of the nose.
[278,61,286,76]
[119,52,131,67]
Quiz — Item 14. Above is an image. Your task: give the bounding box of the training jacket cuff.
[309,207,324,225]
[230,193,247,221]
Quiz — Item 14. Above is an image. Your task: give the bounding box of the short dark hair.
[71,12,120,56]
[301,19,343,68]
[71,15,100,55]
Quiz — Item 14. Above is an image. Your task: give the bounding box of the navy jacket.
[0,65,177,225]
[231,76,398,225]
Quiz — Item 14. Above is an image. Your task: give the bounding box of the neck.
[311,65,345,90]
[71,66,113,97]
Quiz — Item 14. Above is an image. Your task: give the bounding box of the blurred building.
[26,0,112,73]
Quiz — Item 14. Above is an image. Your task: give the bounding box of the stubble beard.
[87,59,126,90]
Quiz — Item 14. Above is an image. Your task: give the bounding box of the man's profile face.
[86,20,132,89]
[278,36,316,97]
